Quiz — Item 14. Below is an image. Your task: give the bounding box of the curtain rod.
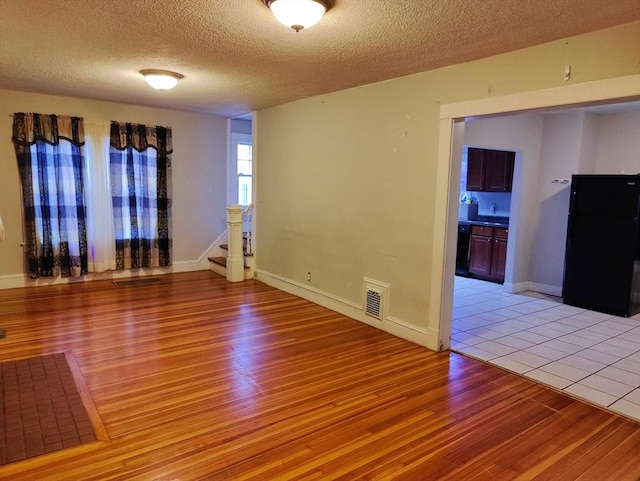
[8,114,110,122]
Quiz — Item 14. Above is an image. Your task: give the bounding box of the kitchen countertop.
[459,217,510,228]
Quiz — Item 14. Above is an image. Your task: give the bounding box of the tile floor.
[451,276,640,422]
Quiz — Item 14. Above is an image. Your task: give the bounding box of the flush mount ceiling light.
[263,0,330,32]
[140,69,184,90]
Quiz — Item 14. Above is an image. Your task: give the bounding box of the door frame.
[428,74,640,351]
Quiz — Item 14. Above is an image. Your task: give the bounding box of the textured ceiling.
[0,0,638,117]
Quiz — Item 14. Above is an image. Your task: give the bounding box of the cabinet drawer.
[494,227,508,239]
[471,225,493,236]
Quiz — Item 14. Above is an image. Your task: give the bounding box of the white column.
[226,205,245,282]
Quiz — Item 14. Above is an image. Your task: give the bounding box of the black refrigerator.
[563,174,640,317]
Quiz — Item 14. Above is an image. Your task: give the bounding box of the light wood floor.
[0,271,638,480]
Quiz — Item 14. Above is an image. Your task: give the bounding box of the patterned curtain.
[12,112,88,278]
[109,121,172,270]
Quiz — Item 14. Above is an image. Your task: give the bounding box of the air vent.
[365,290,382,319]
[363,278,389,321]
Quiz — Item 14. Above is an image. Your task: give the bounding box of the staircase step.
[208,256,250,269]
[208,256,227,267]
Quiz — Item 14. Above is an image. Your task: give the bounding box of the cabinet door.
[469,234,492,276]
[490,237,508,281]
[466,148,485,191]
[485,150,515,192]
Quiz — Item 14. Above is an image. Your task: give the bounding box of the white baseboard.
[527,282,563,297]
[0,261,207,290]
[503,281,562,297]
[502,282,529,294]
[0,232,229,290]
[256,269,433,349]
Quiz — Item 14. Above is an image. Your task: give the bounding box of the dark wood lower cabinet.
[490,233,508,280]
[469,225,508,283]
[469,234,492,277]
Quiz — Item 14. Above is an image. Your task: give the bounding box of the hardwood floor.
[0,270,638,480]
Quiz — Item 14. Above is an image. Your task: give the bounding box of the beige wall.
[0,90,228,280]
[255,22,640,343]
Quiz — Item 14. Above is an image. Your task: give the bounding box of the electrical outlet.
[307,272,311,282]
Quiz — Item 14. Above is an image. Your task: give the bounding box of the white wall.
[530,113,585,290]
[595,110,640,174]
[463,114,545,287]
[577,113,600,174]
[0,89,228,285]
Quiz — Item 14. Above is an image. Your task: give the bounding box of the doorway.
[434,75,640,421]
[432,74,640,351]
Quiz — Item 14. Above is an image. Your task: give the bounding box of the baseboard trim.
[0,262,206,290]
[0,232,229,290]
[527,282,563,297]
[502,282,528,294]
[503,281,562,297]
[256,270,432,349]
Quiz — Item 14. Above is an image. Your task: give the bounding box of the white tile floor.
[451,276,640,422]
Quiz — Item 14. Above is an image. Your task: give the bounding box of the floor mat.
[0,353,97,465]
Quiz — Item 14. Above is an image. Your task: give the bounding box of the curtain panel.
[109,121,172,270]
[12,112,88,278]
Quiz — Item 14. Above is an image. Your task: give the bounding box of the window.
[237,142,252,206]
[229,133,252,206]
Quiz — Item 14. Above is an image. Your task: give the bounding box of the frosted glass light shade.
[267,0,328,31]
[140,70,183,90]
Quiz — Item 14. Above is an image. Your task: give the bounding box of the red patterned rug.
[0,353,97,464]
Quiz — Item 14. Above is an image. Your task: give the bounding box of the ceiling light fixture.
[140,69,184,90]
[263,0,330,32]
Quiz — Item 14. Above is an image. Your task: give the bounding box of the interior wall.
[530,113,586,289]
[0,89,228,282]
[577,113,600,174]
[255,22,640,347]
[463,114,545,288]
[595,110,640,173]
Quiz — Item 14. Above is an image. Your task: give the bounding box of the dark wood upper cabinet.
[485,150,515,192]
[466,148,515,192]
[466,148,486,191]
